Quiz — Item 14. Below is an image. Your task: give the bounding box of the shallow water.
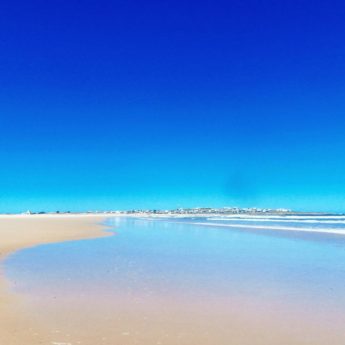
[5,216,345,344]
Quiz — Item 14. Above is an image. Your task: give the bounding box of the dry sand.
[0,215,109,345]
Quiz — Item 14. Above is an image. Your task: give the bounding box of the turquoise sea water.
[5,216,345,344]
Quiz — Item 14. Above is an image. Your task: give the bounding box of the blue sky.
[1,0,345,213]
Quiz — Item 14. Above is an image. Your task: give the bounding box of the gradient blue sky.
[1,0,345,213]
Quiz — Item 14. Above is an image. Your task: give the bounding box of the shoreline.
[0,214,111,345]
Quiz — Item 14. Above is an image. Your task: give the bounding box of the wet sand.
[0,215,109,345]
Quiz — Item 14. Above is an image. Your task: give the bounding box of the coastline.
[0,214,111,345]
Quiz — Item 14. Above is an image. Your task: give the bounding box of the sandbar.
[0,214,109,345]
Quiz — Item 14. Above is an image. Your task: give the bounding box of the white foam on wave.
[191,221,345,236]
[207,215,345,220]
[208,217,345,224]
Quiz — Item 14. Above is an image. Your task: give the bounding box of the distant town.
[18,207,294,216]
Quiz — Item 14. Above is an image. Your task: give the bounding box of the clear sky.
[1,0,345,213]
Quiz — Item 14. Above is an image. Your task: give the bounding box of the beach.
[0,215,109,345]
[2,215,345,345]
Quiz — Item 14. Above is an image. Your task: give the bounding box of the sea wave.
[192,221,345,236]
[206,215,345,220]
[207,217,345,224]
